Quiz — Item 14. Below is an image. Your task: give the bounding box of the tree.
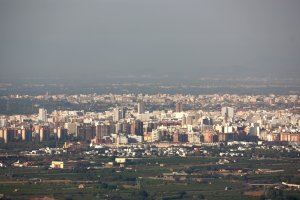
[179,191,187,198]
[133,190,149,200]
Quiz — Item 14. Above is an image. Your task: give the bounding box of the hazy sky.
[0,0,299,81]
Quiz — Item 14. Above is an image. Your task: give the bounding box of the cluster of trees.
[260,188,299,200]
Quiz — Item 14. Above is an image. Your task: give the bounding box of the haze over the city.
[0,0,300,82]
[1,1,300,199]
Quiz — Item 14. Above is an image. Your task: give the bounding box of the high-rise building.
[138,101,145,114]
[113,107,126,122]
[120,107,126,118]
[173,132,188,143]
[38,108,47,122]
[186,115,194,125]
[146,121,158,132]
[0,129,4,139]
[123,122,131,135]
[202,117,213,126]
[96,124,111,141]
[113,108,120,122]
[203,130,218,143]
[3,128,8,143]
[77,124,94,141]
[181,116,187,126]
[131,120,143,136]
[21,128,32,142]
[0,119,6,127]
[39,127,50,142]
[175,102,183,112]
[151,130,162,142]
[221,107,234,122]
[218,133,229,142]
[57,127,68,141]
[115,122,122,134]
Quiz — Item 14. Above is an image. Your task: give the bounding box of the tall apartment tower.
[38,108,47,122]
[137,101,145,114]
[96,124,111,141]
[3,128,8,143]
[175,102,183,112]
[39,127,50,142]
[57,127,67,141]
[113,107,126,122]
[131,120,143,136]
[221,107,234,122]
[21,128,32,142]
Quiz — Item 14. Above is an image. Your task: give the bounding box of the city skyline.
[0,1,299,199]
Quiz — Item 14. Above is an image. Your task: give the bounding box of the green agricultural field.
[0,155,299,199]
